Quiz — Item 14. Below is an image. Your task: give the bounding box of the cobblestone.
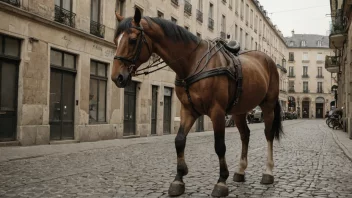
[0,120,352,197]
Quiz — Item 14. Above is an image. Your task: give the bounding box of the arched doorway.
[302,97,310,118]
[288,96,296,112]
[315,97,325,118]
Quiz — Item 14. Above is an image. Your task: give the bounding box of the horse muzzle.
[112,73,131,88]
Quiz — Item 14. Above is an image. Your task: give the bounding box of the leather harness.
[175,40,243,116]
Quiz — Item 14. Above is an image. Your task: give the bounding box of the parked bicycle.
[326,108,343,130]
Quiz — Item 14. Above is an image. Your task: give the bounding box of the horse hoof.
[168,181,185,196]
[233,173,245,182]
[211,182,229,197]
[260,174,274,184]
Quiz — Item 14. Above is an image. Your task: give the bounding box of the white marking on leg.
[238,158,247,174]
[265,141,274,175]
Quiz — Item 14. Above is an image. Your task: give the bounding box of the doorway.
[302,101,310,118]
[0,35,21,141]
[151,86,158,135]
[315,97,325,119]
[163,87,172,134]
[124,81,136,136]
[196,115,204,132]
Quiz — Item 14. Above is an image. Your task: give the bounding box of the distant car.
[292,112,298,119]
[285,112,294,120]
[252,106,263,122]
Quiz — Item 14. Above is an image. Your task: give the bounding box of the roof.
[284,34,329,48]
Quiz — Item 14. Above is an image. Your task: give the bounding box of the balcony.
[220,31,226,40]
[171,0,179,6]
[317,89,323,93]
[329,10,347,49]
[302,75,309,78]
[288,74,296,78]
[54,5,76,28]
[303,90,310,93]
[90,21,105,38]
[288,58,294,62]
[302,59,310,63]
[280,89,287,94]
[288,89,295,93]
[325,56,340,73]
[316,60,324,64]
[208,18,214,30]
[196,9,203,23]
[184,0,192,15]
[0,0,20,6]
[316,75,324,79]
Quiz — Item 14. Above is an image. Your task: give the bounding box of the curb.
[330,128,352,162]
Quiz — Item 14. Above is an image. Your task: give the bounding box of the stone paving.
[1,120,352,198]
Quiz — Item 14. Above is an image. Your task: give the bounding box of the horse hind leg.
[233,114,250,182]
[260,100,283,184]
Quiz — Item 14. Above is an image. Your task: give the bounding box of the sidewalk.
[330,127,352,161]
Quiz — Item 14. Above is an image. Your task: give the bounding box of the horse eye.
[129,38,137,44]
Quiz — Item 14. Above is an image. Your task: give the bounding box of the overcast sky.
[258,0,331,37]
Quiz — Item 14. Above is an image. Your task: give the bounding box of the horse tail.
[272,100,284,141]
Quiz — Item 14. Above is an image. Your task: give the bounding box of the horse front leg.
[168,106,196,196]
[210,109,229,197]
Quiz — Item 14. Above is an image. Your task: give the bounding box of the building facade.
[329,0,352,139]
[0,0,288,146]
[285,32,335,119]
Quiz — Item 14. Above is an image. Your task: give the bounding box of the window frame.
[89,60,108,124]
[90,0,101,23]
[55,0,73,11]
[50,49,77,73]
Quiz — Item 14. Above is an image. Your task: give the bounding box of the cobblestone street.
[1,120,352,198]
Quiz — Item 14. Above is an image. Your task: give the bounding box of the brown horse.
[112,9,283,197]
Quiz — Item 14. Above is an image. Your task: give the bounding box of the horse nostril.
[117,75,123,83]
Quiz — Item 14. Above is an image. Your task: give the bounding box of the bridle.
[113,26,151,74]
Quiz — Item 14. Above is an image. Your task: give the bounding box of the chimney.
[291,30,295,36]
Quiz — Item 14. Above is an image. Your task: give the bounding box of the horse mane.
[115,17,200,44]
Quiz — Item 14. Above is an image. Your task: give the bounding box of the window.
[317,52,323,61]
[157,11,164,18]
[289,81,294,92]
[235,25,238,40]
[246,4,249,25]
[1,35,21,58]
[89,60,107,123]
[245,33,248,49]
[289,41,294,47]
[250,9,253,28]
[50,49,76,70]
[301,40,306,47]
[229,0,233,8]
[317,82,323,93]
[115,0,126,29]
[240,28,243,48]
[255,15,258,32]
[209,3,214,18]
[303,66,308,76]
[221,15,226,32]
[55,0,75,27]
[240,0,244,19]
[317,67,322,77]
[303,82,308,92]
[259,19,262,34]
[90,0,105,38]
[303,52,309,61]
[251,37,253,50]
[171,17,177,24]
[289,52,294,61]
[184,26,189,31]
[235,0,239,14]
[196,32,201,38]
[289,67,294,76]
[317,40,322,47]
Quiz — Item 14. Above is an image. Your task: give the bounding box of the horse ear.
[115,12,124,22]
[134,7,142,25]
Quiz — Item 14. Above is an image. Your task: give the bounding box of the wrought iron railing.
[208,18,214,30]
[288,89,295,93]
[220,31,226,39]
[196,9,203,23]
[54,5,76,28]
[90,21,105,38]
[184,0,192,15]
[303,90,310,93]
[288,74,295,77]
[316,75,324,78]
[302,75,309,78]
[171,0,178,6]
[0,0,20,7]
[317,89,323,93]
